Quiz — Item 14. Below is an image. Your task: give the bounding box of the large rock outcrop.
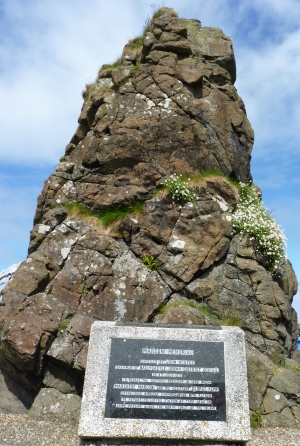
[0,7,298,427]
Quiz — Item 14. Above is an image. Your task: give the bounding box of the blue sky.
[0,0,299,313]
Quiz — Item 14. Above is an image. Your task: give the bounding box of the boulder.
[28,388,81,423]
[246,344,274,412]
[0,369,34,414]
[0,6,298,426]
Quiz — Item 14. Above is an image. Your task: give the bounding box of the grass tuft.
[143,2,166,35]
[64,201,143,228]
[221,316,242,327]
[132,61,140,74]
[158,299,243,327]
[58,318,71,331]
[125,3,167,51]
[273,357,300,377]
[82,81,113,99]
[100,57,122,71]
[142,255,160,271]
[126,36,144,50]
[250,409,263,428]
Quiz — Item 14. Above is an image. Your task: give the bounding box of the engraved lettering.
[141,348,194,355]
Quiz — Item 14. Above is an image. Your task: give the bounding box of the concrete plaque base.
[79,322,250,443]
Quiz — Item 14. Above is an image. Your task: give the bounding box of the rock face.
[0,263,20,298]
[0,7,298,427]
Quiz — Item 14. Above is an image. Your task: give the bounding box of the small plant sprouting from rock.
[127,3,166,50]
[142,255,160,271]
[162,173,198,205]
[158,300,243,327]
[232,183,287,273]
[273,356,300,378]
[132,61,140,74]
[250,409,264,428]
[100,57,122,71]
[58,318,71,332]
[127,36,144,50]
[143,2,166,35]
[82,80,113,99]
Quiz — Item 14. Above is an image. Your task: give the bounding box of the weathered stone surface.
[246,344,274,411]
[269,368,300,397]
[262,406,297,428]
[0,6,298,426]
[43,362,78,394]
[263,388,289,414]
[0,369,34,414]
[28,388,81,423]
[154,295,220,326]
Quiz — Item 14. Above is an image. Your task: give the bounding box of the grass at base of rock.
[250,409,264,428]
[221,316,242,326]
[64,201,143,227]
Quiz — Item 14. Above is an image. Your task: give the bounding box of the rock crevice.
[0,7,298,427]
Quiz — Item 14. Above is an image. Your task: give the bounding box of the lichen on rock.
[0,6,298,427]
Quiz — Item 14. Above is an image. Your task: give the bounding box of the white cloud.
[0,0,148,164]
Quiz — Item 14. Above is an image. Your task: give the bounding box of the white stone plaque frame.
[78,322,251,443]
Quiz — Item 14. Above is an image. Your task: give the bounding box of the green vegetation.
[82,284,89,294]
[143,2,166,35]
[127,36,144,50]
[232,183,287,272]
[126,3,166,51]
[142,255,160,271]
[158,299,207,316]
[100,57,122,71]
[132,61,140,74]
[82,81,112,99]
[221,316,242,327]
[64,201,143,227]
[250,409,263,428]
[273,357,300,377]
[155,170,238,201]
[58,318,71,331]
[179,169,226,183]
[162,173,198,205]
[158,300,242,327]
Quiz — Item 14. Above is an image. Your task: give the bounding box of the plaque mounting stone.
[79,322,251,443]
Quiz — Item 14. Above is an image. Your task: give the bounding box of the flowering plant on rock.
[162,173,197,205]
[232,183,287,272]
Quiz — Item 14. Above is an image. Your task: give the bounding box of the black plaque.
[104,338,226,421]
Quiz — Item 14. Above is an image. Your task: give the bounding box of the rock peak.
[0,8,298,428]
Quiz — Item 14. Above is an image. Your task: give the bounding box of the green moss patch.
[64,201,143,227]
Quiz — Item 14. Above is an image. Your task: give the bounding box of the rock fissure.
[0,6,298,428]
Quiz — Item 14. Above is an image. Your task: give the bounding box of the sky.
[0,0,299,314]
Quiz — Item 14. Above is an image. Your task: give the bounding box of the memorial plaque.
[104,338,226,421]
[79,322,251,443]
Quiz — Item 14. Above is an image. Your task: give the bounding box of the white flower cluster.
[162,173,197,205]
[232,183,287,272]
